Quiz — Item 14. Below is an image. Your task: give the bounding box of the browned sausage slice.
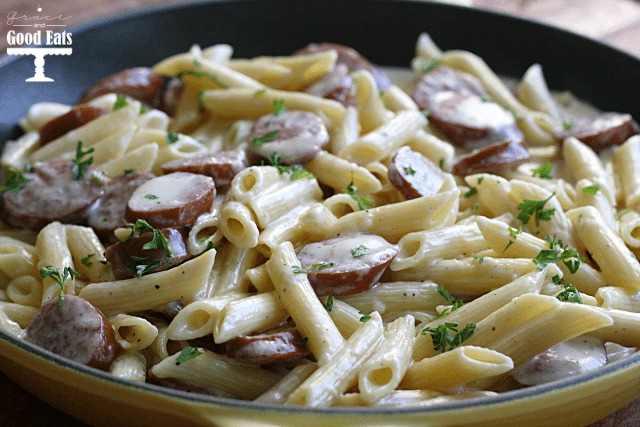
[25,295,117,370]
[125,172,215,228]
[248,110,329,165]
[388,146,446,199]
[296,233,398,296]
[104,227,191,279]
[410,66,486,110]
[161,150,249,188]
[304,63,355,107]
[295,42,391,91]
[87,170,155,244]
[452,140,530,176]
[556,113,639,152]
[225,327,310,365]
[2,160,106,230]
[39,105,109,145]
[153,77,185,117]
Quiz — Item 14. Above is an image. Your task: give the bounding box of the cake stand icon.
[6,47,73,82]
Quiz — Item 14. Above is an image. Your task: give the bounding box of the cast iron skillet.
[1,0,640,425]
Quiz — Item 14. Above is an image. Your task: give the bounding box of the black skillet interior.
[1,0,639,146]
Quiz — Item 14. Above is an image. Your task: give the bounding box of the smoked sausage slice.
[125,172,215,229]
[248,110,329,165]
[555,112,639,152]
[104,227,191,280]
[296,232,398,296]
[225,327,310,365]
[2,160,106,230]
[161,150,249,188]
[39,105,109,145]
[410,66,486,110]
[25,295,117,371]
[452,140,530,176]
[295,42,391,91]
[87,170,155,244]
[388,146,446,199]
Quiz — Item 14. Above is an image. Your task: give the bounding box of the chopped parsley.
[267,153,315,181]
[436,284,465,319]
[403,165,416,175]
[438,157,445,170]
[325,295,334,312]
[131,256,163,278]
[71,141,95,181]
[112,94,128,110]
[350,245,370,258]
[581,184,600,196]
[251,130,280,148]
[126,219,172,256]
[273,99,286,116]
[420,59,441,74]
[144,194,159,200]
[39,266,80,307]
[359,311,372,322]
[292,262,334,275]
[345,176,373,211]
[464,187,478,198]
[503,226,522,252]
[166,132,179,145]
[254,89,267,96]
[421,322,476,353]
[196,90,206,113]
[562,120,574,131]
[532,163,553,179]
[123,168,135,175]
[473,256,484,264]
[516,193,556,226]
[532,236,584,274]
[175,69,228,89]
[175,346,204,365]
[81,253,95,267]
[553,275,582,304]
[0,167,32,192]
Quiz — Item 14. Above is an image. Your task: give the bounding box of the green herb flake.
[344,175,373,211]
[350,245,370,258]
[126,219,173,257]
[292,262,334,275]
[273,99,286,116]
[581,184,600,196]
[254,89,267,96]
[39,266,80,307]
[516,193,556,226]
[175,346,203,365]
[144,194,159,200]
[562,120,574,131]
[436,284,465,319]
[503,226,522,252]
[197,90,206,113]
[532,162,553,179]
[130,256,162,278]
[438,157,445,170]
[325,295,334,312]
[139,103,148,115]
[359,311,372,322]
[267,153,315,181]
[464,187,478,198]
[175,70,228,89]
[553,275,583,304]
[474,256,484,264]
[421,322,476,353]
[81,253,95,267]
[403,165,416,175]
[71,141,95,181]
[0,167,32,192]
[113,94,128,110]
[420,59,441,74]
[166,132,180,145]
[124,168,135,175]
[251,130,280,148]
[470,203,479,211]
[532,237,585,274]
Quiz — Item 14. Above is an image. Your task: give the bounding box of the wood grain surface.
[1,0,640,426]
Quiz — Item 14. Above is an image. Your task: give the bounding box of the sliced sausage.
[87,170,155,244]
[388,146,446,199]
[555,112,639,152]
[125,172,215,229]
[296,232,398,296]
[248,110,329,165]
[39,105,109,145]
[2,160,106,230]
[225,327,310,365]
[25,295,117,370]
[304,63,355,106]
[452,140,530,176]
[295,42,391,91]
[161,150,249,188]
[410,66,486,110]
[77,67,184,116]
[104,227,191,279]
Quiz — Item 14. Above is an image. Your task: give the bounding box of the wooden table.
[1,0,640,426]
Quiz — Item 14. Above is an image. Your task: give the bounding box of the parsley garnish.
[175,346,203,365]
[552,275,582,303]
[0,167,32,192]
[532,236,584,273]
[464,187,478,198]
[196,90,206,113]
[350,245,370,258]
[503,226,522,252]
[436,284,464,319]
[267,153,315,181]
[421,322,476,353]
[130,256,163,278]
[113,94,128,110]
[438,157,445,170]
[251,130,280,148]
[139,103,148,115]
[71,141,95,181]
[325,295,334,312]
[254,89,267,96]
[81,253,95,267]
[532,163,553,179]
[126,219,172,256]
[345,175,373,211]
[581,184,600,196]
[474,256,484,264]
[39,266,80,307]
[292,262,334,275]
[562,120,574,131]
[273,99,286,116]
[403,165,416,175]
[144,194,159,200]
[516,193,556,226]
[175,70,228,88]
[166,132,179,145]
[359,311,372,322]
[123,168,135,175]
[420,59,441,74]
